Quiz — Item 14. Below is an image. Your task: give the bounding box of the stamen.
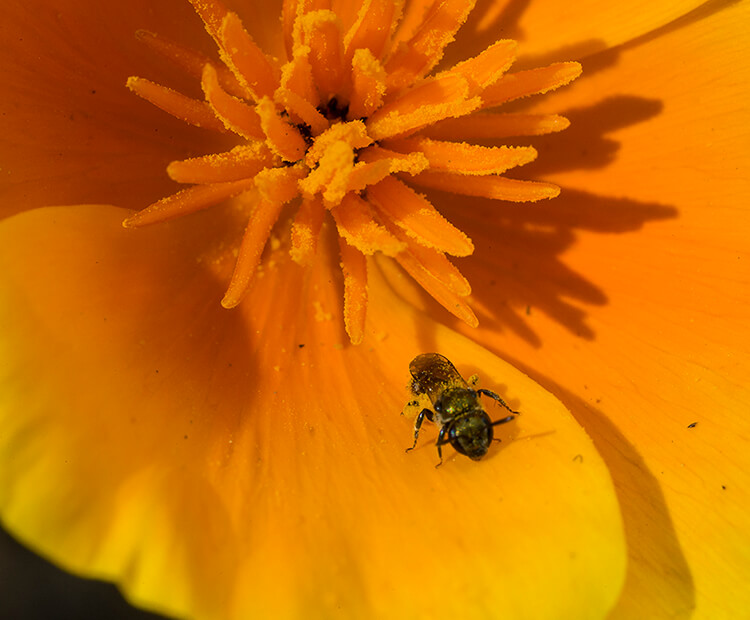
[299,141,355,200]
[221,166,305,308]
[123,178,257,228]
[188,0,229,43]
[481,62,583,109]
[330,193,405,256]
[300,10,349,102]
[343,160,393,194]
[282,0,298,59]
[167,144,275,184]
[338,238,368,345]
[126,76,227,132]
[343,0,402,61]
[280,46,322,109]
[385,222,472,296]
[367,177,474,256]
[384,0,475,93]
[305,121,371,167]
[367,74,481,139]
[344,149,428,193]
[222,198,288,308]
[201,64,265,139]
[420,113,571,140]
[274,87,330,135]
[409,172,560,202]
[291,196,326,265]
[348,48,387,120]
[218,12,281,100]
[388,0,426,49]
[254,164,306,204]
[127,1,581,340]
[256,97,308,162]
[438,39,517,95]
[394,249,478,328]
[382,137,538,175]
[357,146,429,175]
[135,30,247,99]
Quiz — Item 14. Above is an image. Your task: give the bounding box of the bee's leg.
[405,408,433,453]
[400,400,420,416]
[434,424,450,468]
[477,389,519,415]
[468,374,479,387]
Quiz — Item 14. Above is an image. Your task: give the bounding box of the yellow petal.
[0,205,626,619]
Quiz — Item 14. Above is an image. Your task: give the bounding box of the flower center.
[124,0,581,344]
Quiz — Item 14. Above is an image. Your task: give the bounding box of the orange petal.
[457,0,707,68]
[0,1,231,215]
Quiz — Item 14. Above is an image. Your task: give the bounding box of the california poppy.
[0,1,748,619]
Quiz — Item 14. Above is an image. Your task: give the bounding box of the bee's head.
[449,412,493,460]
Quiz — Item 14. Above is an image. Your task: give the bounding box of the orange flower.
[0,1,748,619]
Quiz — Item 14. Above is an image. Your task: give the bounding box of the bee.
[404,353,519,466]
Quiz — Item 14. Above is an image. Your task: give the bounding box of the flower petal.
[443,2,750,616]
[443,0,708,70]
[0,0,238,215]
[0,205,626,619]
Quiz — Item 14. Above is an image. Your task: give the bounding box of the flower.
[0,1,748,620]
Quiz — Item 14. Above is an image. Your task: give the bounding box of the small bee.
[404,353,519,466]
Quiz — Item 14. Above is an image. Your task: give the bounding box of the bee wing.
[409,353,468,406]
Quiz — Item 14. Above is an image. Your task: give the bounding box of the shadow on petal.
[425,187,677,345]
[508,360,695,619]
[516,95,665,174]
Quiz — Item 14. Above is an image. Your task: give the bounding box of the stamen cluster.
[126,0,580,343]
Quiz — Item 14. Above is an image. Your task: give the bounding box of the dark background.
[0,524,170,620]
